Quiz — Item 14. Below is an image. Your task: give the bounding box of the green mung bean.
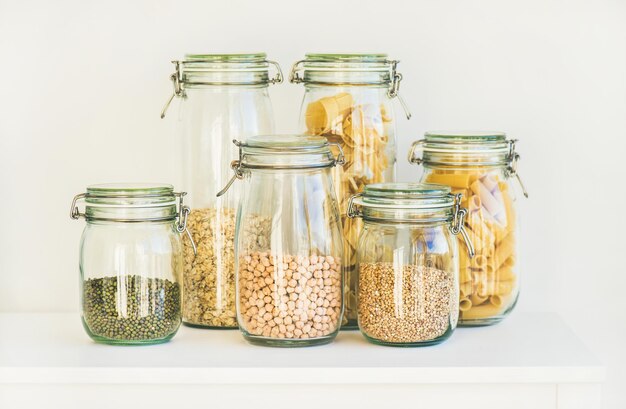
[82,275,181,342]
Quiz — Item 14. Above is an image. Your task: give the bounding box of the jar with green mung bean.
[70,184,187,345]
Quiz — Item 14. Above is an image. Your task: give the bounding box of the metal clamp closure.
[386,60,411,120]
[161,59,283,119]
[216,140,245,198]
[346,193,364,218]
[216,139,343,197]
[267,60,284,85]
[70,193,87,220]
[289,60,306,84]
[175,192,197,256]
[329,142,345,166]
[407,139,425,165]
[161,61,184,119]
[506,139,529,198]
[450,194,475,258]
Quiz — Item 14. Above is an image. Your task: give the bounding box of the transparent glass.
[235,162,344,347]
[177,54,276,328]
[357,220,459,346]
[77,185,182,345]
[420,166,519,326]
[297,83,396,329]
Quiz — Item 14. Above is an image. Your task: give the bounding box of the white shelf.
[0,312,605,409]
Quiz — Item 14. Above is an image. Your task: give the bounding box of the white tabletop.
[0,312,604,385]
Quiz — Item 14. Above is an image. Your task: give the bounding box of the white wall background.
[0,0,624,407]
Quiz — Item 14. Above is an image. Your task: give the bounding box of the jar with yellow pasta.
[290,54,411,329]
[408,132,528,326]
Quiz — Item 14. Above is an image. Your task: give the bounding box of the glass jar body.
[357,220,459,346]
[235,167,344,346]
[180,85,275,328]
[298,85,396,328]
[79,221,183,345]
[420,166,519,325]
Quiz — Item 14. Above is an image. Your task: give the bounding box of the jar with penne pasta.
[290,54,411,329]
[347,183,474,346]
[409,132,528,326]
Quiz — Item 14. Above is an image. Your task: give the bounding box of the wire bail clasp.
[328,142,346,166]
[407,139,425,165]
[267,60,284,85]
[70,193,87,220]
[288,60,305,84]
[161,61,184,119]
[451,193,475,258]
[175,191,196,256]
[387,60,411,120]
[216,140,245,197]
[507,139,529,198]
[346,193,364,219]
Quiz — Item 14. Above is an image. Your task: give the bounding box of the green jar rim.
[304,53,388,63]
[355,182,455,211]
[184,53,267,62]
[86,183,174,200]
[239,135,338,170]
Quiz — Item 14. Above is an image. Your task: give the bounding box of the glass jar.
[70,184,186,345]
[162,53,283,328]
[348,183,473,346]
[290,54,410,329]
[218,135,344,346]
[408,132,528,326]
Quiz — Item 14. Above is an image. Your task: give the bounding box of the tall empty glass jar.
[290,54,410,328]
[409,132,528,326]
[162,53,282,328]
[219,135,344,346]
[348,183,474,346]
[70,184,185,345]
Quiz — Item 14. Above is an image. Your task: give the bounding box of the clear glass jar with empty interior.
[348,183,473,346]
[290,53,410,329]
[70,184,186,345]
[408,132,528,326]
[219,135,344,347]
[162,53,282,328]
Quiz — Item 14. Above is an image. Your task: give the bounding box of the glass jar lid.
[70,183,188,226]
[216,135,345,197]
[348,183,455,218]
[408,131,528,198]
[290,53,411,119]
[239,135,344,170]
[290,53,398,87]
[161,53,283,118]
[408,131,513,167]
[348,182,475,256]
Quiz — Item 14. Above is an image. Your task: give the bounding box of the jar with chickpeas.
[217,135,345,346]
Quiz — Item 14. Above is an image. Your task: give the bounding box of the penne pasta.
[427,173,475,189]
[471,254,488,269]
[470,179,504,220]
[481,174,499,192]
[489,295,503,308]
[470,293,489,306]
[460,303,505,319]
[498,266,516,281]
[478,280,515,296]
[459,267,472,283]
[459,298,473,312]
[494,235,516,269]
